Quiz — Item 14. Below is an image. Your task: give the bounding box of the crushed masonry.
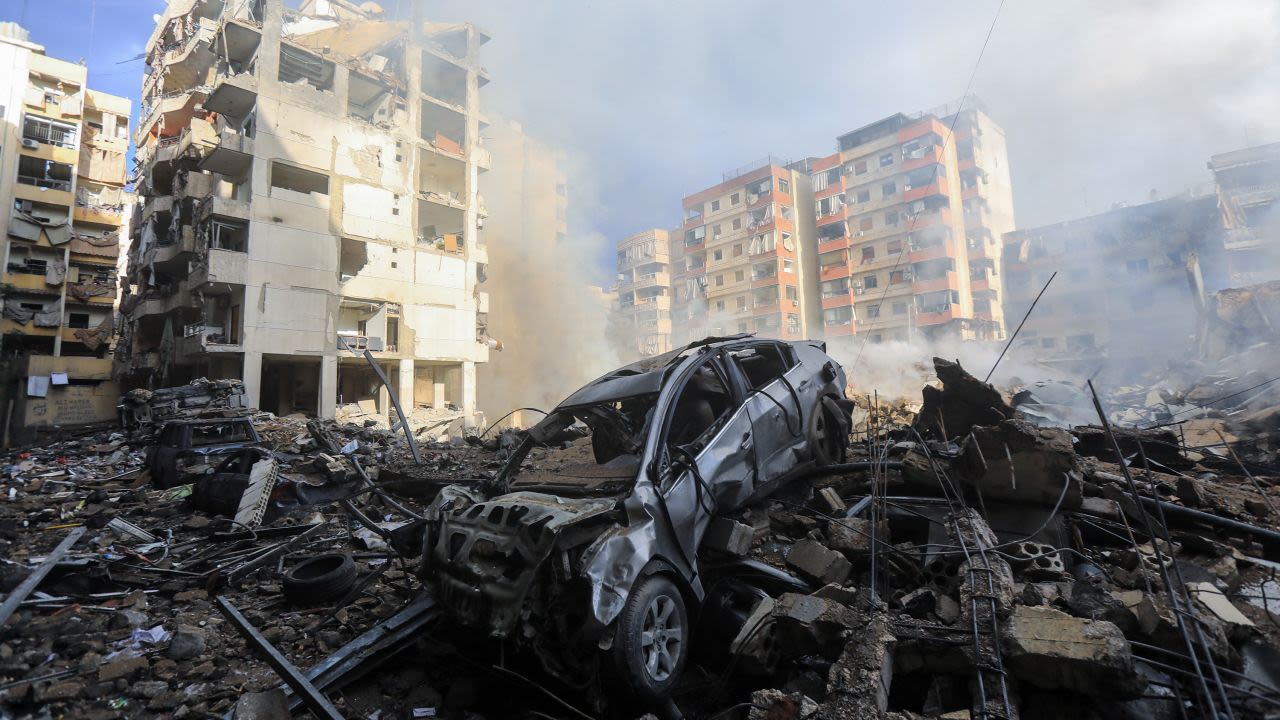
[0,326,1278,720]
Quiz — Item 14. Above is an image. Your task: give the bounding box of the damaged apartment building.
[0,23,130,439]
[120,0,494,423]
[805,100,1015,349]
[670,158,821,345]
[614,99,1014,358]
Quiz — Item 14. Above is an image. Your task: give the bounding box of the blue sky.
[7,1,1278,284]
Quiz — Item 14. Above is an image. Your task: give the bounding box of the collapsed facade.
[120,0,493,424]
[1209,142,1280,287]
[1002,193,1228,371]
[0,23,131,438]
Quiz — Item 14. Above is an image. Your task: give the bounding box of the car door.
[730,342,807,491]
[656,352,756,560]
[151,423,185,487]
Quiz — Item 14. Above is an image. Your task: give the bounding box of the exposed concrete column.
[397,358,414,413]
[319,355,337,419]
[242,351,263,410]
[461,360,477,427]
[432,369,446,409]
[377,363,390,418]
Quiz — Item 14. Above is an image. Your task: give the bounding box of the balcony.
[820,264,849,282]
[902,145,944,173]
[751,274,779,289]
[189,248,248,290]
[909,238,956,264]
[915,304,961,326]
[822,290,855,309]
[752,299,780,315]
[142,17,220,97]
[815,178,845,200]
[202,71,258,118]
[199,126,255,176]
[133,291,199,319]
[904,178,950,203]
[13,180,72,207]
[818,237,849,255]
[633,295,672,311]
[74,203,124,227]
[177,325,242,357]
[1224,227,1261,251]
[912,270,959,294]
[816,211,847,228]
[3,271,58,293]
[633,271,671,289]
[908,208,953,230]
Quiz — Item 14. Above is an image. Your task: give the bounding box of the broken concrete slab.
[1001,605,1140,697]
[702,516,754,557]
[916,357,1012,440]
[957,419,1083,509]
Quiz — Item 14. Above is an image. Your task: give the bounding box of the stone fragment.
[771,592,857,658]
[99,656,149,682]
[233,689,291,720]
[787,539,852,585]
[168,626,207,661]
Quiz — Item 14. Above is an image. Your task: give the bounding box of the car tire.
[810,399,846,466]
[612,574,689,702]
[282,553,357,604]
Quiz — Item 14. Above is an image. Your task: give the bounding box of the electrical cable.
[476,407,549,440]
[852,0,1008,370]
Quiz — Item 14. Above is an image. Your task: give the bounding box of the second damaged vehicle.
[420,336,853,704]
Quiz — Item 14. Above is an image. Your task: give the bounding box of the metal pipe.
[215,596,344,720]
[0,527,86,628]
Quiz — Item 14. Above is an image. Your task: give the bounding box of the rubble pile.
[1,353,1278,719]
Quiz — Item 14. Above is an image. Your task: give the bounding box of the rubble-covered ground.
[3,338,1280,718]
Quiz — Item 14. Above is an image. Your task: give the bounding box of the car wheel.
[613,574,688,701]
[811,400,846,466]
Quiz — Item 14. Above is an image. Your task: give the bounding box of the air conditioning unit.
[854,231,865,238]
[21,138,38,149]
[903,184,913,191]
[855,288,865,296]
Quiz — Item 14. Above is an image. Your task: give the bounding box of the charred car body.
[420,336,853,702]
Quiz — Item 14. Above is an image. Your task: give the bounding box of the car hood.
[424,486,620,636]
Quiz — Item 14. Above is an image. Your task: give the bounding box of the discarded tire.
[282,553,357,604]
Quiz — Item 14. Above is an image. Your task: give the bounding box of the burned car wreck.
[420,336,853,702]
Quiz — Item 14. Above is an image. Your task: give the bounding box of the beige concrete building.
[614,228,675,356]
[1209,142,1280,286]
[810,100,1014,349]
[0,23,131,438]
[672,159,820,346]
[119,0,494,423]
[1002,193,1225,370]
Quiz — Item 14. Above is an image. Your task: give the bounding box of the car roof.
[556,334,794,408]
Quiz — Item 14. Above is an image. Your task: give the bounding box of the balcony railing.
[23,118,77,149]
[17,174,72,192]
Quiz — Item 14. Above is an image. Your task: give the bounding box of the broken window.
[778,178,790,194]
[730,192,740,205]
[889,270,907,284]
[861,247,876,263]
[856,189,871,203]
[824,306,853,325]
[866,304,881,318]
[278,45,335,91]
[210,219,248,252]
[882,181,896,198]
[728,344,793,390]
[732,218,742,230]
[17,156,72,191]
[711,199,721,212]
[887,239,903,254]
[880,152,894,167]
[269,162,329,196]
[67,312,90,329]
[785,285,798,301]
[821,278,849,298]
[712,249,723,262]
[863,274,879,289]
[685,226,705,245]
[853,160,868,175]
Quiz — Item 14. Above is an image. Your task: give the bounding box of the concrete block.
[1001,605,1140,697]
[787,538,852,586]
[701,517,753,557]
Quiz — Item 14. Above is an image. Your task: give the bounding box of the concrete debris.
[1,333,1279,720]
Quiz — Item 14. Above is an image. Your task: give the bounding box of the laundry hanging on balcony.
[44,260,66,286]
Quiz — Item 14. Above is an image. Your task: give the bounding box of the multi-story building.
[810,100,1014,348]
[1208,142,1280,286]
[119,0,494,423]
[672,159,819,345]
[0,22,130,437]
[1002,193,1224,369]
[614,228,674,356]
